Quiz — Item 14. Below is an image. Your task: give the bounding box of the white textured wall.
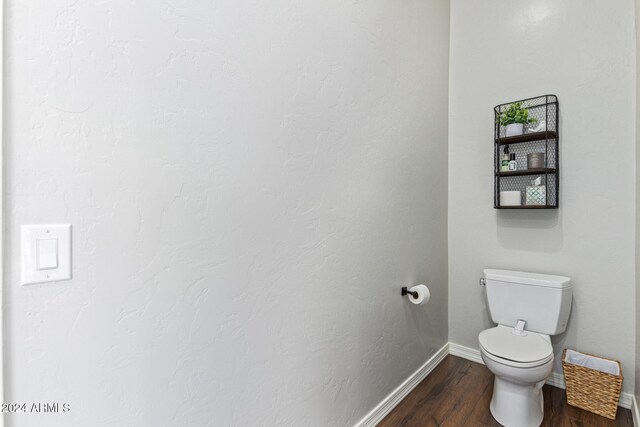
[448,0,636,393]
[5,1,450,426]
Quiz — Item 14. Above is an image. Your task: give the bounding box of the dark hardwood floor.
[379,355,633,427]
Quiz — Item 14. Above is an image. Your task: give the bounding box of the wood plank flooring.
[379,355,633,427]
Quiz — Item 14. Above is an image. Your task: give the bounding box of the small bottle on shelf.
[508,153,517,171]
[501,146,510,172]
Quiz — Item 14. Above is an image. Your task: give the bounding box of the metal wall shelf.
[495,131,558,145]
[496,168,557,177]
[494,95,559,209]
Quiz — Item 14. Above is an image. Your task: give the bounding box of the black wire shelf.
[494,95,559,209]
[495,205,559,210]
[495,131,558,145]
[496,168,557,177]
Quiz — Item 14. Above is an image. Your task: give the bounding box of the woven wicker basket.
[561,349,623,420]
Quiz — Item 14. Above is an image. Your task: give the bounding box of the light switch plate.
[21,224,72,285]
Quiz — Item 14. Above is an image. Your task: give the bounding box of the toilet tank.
[484,269,573,335]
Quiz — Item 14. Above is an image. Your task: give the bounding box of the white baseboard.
[353,343,449,427]
[448,342,483,364]
[632,396,640,427]
[448,342,634,410]
[545,371,565,389]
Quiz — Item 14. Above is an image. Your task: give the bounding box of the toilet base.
[490,376,545,427]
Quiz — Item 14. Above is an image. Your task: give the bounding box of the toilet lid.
[479,325,553,363]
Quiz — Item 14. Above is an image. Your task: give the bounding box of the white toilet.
[479,269,572,427]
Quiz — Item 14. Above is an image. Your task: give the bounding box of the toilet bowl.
[479,325,554,427]
[479,269,572,427]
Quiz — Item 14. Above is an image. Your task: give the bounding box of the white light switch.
[36,239,58,270]
[22,225,72,285]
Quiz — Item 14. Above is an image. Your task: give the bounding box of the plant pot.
[505,123,524,137]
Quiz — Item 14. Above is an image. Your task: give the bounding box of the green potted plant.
[499,102,537,137]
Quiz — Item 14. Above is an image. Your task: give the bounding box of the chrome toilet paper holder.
[401,286,419,299]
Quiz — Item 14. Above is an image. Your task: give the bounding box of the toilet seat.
[479,325,553,368]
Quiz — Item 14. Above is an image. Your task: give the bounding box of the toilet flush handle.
[479,278,486,286]
[513,319,527,336]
